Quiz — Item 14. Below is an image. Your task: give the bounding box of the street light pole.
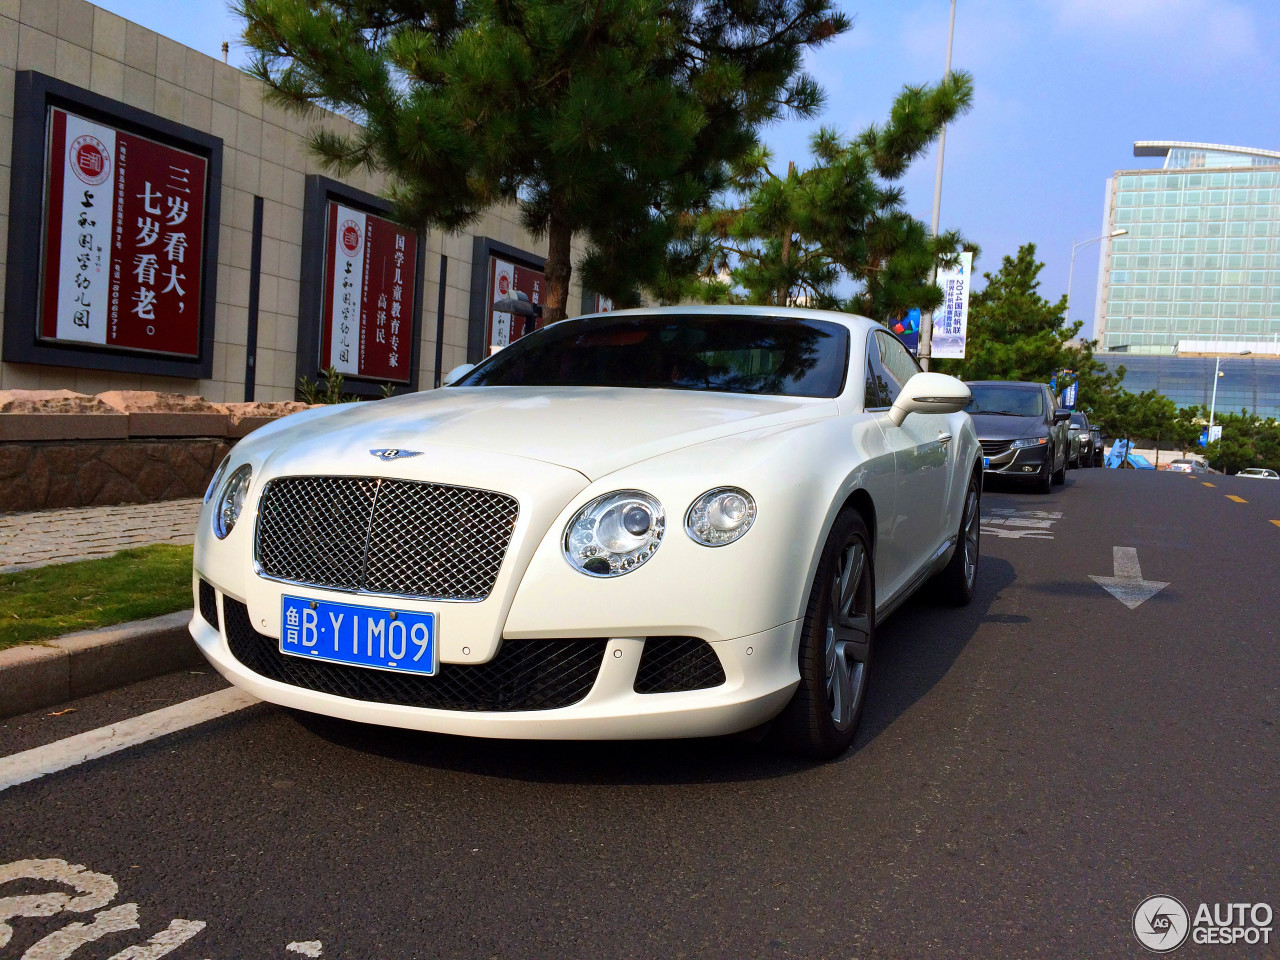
[1207,350,1251,464]
[918,0,956,372]
[1066,228,1127,330]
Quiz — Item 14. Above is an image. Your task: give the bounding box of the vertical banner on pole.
[929,251,973,360]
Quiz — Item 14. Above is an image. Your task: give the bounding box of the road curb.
[0,610,202,719]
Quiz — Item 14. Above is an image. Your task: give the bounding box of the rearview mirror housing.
[442,363,476,386]
[887,372,972,426]
[1053,408,1071,423]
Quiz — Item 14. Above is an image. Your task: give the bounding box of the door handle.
[938,432,952,445]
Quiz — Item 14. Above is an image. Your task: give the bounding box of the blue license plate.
[983,456,991,469]
[280,595,437,676]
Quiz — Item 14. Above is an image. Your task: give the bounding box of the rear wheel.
[935,474,980,605]
[772,509,875,760]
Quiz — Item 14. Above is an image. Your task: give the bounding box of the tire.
[935,472,980,606]
[1036,458,1052,494]
[772,508,875,760]
[1052,446,1066,485]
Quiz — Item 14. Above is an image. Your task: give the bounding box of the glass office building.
[1095,141,1280,355]
[1095,354,1280,419]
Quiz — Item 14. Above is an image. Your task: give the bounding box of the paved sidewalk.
[0,498,202,573]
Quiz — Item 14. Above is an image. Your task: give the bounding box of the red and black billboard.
[296,177,425,396]
[486,257,546,353]
[39,107,208,357]
[319,200,418,383]
[3,72,222,379]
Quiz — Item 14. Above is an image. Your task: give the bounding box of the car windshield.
[1070,413,1087,428]
[964,384,1045,417]
[456,314,850,397]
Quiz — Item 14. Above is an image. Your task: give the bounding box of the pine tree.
[238,0,849,321]
[667,74,975,318]
[938,243,1125,422]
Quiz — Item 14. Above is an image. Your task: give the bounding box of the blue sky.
[96,0,1280,339]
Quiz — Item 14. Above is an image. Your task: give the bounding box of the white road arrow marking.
[1090,546,1169,610]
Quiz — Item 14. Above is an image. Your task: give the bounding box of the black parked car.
[964,380,1071,493]
[1089,425,1105,467]
[1068,411,1093,468]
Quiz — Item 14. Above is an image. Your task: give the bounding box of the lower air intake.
[634,636,726,693]
[222,598,606,712]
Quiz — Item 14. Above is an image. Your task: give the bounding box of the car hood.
[968,413,1043,442]
[247,386,838,481]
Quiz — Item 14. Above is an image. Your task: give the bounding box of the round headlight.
[212,464,253,539]
[563,491,665,577]
[685,487,756,546]
[203,455,230,503]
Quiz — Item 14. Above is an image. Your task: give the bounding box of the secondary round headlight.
[685,487,756,546]
[204,455,230,503]
[563,490,665,577]
[212,464,253,539]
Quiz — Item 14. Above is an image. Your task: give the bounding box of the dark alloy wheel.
[1036,449,1053,493]
[936,473,980,605]
[773,509,875,760]
[1052,445,1067,485]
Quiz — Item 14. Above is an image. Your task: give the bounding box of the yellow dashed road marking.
[1202,482,1215,487]
[1271,520,1280,529]
[1226,494,1247,503]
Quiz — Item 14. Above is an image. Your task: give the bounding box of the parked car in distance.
[1236,467,1279,479]
[965,380,1070,493]
[1089,426,1104,467]
[1067,411,1093,468]
[1168,458,1209,475]
[191,307,983,761]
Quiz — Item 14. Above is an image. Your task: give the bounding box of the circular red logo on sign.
[69,135,111,185]
[497,274,510,295]
[339,220,361,256]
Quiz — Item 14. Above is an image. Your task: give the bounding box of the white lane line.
[0,688,258,793]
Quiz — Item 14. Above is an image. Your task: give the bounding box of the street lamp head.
[1238,350,1252,355]
[1110,229,1128,237]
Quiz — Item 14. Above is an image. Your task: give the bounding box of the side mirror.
[441,363,476,386]
[887,372,971,427]
[1052,409,1071,423]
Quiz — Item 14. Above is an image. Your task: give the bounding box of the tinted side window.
[863,333,893,408]
[875,331,921,401]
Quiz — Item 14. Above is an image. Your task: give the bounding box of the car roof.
[965,380,1048,388]
[576,305,882,338]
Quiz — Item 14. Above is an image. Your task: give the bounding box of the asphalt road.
[2,468,1277,959]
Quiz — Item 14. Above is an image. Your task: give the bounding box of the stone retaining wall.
[0,438,231,512]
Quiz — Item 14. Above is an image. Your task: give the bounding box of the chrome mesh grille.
[255,476,518,601]
[979,439,1012,457]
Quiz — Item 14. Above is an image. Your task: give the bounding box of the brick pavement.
[0,498,202,573]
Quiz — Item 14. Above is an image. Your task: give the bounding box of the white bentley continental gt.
[191,307,981,758]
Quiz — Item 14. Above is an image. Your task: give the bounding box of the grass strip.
[0,544,194,650]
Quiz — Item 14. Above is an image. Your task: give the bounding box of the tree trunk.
[544,215,573,324]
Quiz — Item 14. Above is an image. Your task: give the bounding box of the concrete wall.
[0,0,585,401]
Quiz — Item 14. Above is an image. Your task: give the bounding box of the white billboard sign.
[930,251,973,360]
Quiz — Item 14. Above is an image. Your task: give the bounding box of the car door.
[867,330,951,595]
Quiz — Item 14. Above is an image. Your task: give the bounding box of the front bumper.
[190,578,800,740]
[980,442,1049,480]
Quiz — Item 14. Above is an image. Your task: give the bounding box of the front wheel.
[935,474,980,605]
[1052,447,1067,485]
[772,509,875,760]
